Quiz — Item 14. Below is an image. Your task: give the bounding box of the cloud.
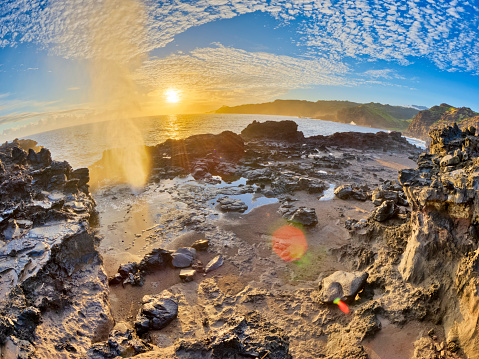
[1,0,478,74]
[362,69,405,80]
[136,44,352,106]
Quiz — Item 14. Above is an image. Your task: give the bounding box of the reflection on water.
[163,114,181,140]
[25,114,424,169]
[318,184,336,201]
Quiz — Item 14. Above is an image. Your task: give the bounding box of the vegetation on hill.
[215,99,418,131]
[407,103,479,139]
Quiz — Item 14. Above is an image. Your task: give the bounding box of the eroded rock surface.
[0,140,113,357]
[135,291,178,336]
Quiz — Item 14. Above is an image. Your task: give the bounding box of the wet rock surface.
[8,122,459,358]
[175,311,292,359]
[171,247,196,268]
[91,123,429,359]
[87,322,152,358]
[216,196,248,212]
[0,140,112,357]
[319,271,369,303]
[135,291,178,336]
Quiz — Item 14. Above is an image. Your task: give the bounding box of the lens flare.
[333,298,349,314]
[272,225,308,261]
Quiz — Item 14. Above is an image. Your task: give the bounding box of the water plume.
[85,0,151,189]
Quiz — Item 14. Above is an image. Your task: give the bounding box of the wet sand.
[92,149,424,358]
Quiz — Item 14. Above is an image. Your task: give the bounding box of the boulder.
[371,200,399,222]
[319,271,369,303]
[135,291,178,336]
[217,197,248,212]
[138,248,172,272]
[171,247,196,268]
[240,120,304,142]
[286,207,318,226]
[334,184,368,201]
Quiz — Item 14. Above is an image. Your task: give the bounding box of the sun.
[165,89,181,103]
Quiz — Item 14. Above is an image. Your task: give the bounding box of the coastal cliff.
[407,103,479,140]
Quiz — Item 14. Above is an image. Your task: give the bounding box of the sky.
[1,0,479,139]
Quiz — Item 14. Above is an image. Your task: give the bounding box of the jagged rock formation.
[0,141,113,357]
[240,120,304,141]
[309,130,415,152]
[398,124,479,357]
[90,131,245,185]
[407,103,479,140]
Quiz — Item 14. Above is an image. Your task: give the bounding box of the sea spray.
[85,0,151,189]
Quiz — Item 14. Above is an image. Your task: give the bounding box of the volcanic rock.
[205,255,224,273]
[0,140,112,357]
[285,207,318,226]
[87,322,152,358]
[334,184,368,201]
[138,248,172,272]
[240,120,304,142]
[135,291,178,336]
[319,271,369,303]
[371,200,399,222]
[171,247,196,268]
[216,196,248,212]
[175,311,292,359]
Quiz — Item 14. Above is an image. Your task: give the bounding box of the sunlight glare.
[165,89,181,103]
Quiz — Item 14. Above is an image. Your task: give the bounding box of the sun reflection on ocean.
[164,114,181,140]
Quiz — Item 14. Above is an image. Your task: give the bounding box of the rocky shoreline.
[1,120,478,358]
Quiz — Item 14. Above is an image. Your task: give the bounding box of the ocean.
[25,113,425,169]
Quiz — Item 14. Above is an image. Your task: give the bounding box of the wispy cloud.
[137,44,352,106]
[362,69,405,80]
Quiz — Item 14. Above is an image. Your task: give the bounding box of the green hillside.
[215,100,419,130]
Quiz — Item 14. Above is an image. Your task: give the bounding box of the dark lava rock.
[71,168,90,188]
[308,131,418,152]
[135,291,178,336]
[298,177,329,193]
[191,239,209,251]
[371,200,399,222]
[217,197,248,212]
[240,120,304,142]
[175,311,292,359]
[205,255,224,273]
[334,184,368,201]
[285,207,318,226]
[27,148,52,167]
[138,248,172,272]
[319,271,369,303]
[11,147,27,164]
[88,321,152,358]
[171,247,196,268]
[118,262,139,278]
